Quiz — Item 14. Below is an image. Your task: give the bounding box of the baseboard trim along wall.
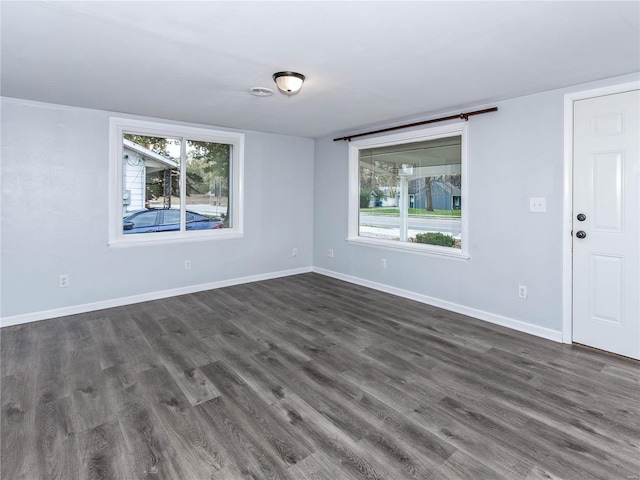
[313,267,563,343]
[0,267,314,328]
[2,266,564,344]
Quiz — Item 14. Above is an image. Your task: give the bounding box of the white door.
[573,89,639,359]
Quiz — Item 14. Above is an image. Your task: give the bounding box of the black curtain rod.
[333,107,498,142]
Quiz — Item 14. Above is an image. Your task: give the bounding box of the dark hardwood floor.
[2,273,639,480]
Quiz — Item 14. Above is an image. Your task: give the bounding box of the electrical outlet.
[58,274,69,288]
[328,248,334,258]
[518,285,528,299]
[292,248,298,257]
[185,260,191,270]
[381,258,387,269]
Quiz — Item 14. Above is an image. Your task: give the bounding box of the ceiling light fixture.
[273,71,305,95]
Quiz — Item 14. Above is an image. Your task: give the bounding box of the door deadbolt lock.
[577,213,586,221]
[576,230,587,239]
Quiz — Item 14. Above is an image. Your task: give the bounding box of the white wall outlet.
[328,248,334,258]
[381,258,387,269]
[58,274,69,288]
[529,197,546,213]
[184,260,191,270]
[518,285,528,299]
[292,248,298,257]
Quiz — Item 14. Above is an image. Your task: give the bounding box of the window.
[348,122,467,257]
[110,118,244,245]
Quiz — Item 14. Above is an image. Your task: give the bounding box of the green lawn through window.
[359,208,461,217]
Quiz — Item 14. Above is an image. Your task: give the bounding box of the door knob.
[577,213,586,221]
[576,230,587,239]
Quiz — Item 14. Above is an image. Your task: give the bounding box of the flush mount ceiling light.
[273,71,305,95]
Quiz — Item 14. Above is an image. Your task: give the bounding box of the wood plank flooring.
[1,273,639,479]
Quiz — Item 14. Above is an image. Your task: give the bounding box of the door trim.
[562,81,640,344]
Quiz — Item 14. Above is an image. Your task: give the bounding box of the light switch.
[529,197,546,213]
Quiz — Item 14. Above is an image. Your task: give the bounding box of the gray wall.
[1,98,315,320]
[313,73,639,336]
[2,73,638,334]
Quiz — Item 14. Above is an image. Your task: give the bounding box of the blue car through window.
[123,209,223,234]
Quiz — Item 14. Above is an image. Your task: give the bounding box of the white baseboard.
[2,265,564,344]
[0,267,313,328]
[312,267,563,343]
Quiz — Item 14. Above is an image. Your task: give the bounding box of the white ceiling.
[2,1,638,139]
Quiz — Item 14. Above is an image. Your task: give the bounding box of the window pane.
[112,118,243,244]
[122,134,181,234]
[185,140,230,231]
[358,135,462,249]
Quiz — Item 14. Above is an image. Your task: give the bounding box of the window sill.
[346,236,469,260]
[108,230,244,248]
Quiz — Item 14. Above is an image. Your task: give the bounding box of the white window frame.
[108,117,244,246]
[347,121,469,259]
